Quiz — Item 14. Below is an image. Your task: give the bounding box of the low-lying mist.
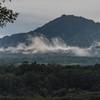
[0,35,100,57]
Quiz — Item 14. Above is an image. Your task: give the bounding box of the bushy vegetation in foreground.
[1,92,100,100]
[0,62,100,99]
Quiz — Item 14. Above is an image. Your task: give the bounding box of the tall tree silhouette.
[0,0,18,27]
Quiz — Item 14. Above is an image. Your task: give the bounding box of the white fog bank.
[0,35,100,57]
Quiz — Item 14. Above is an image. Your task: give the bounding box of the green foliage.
[0,1,18,27]
[0,63,100,99]
[0,3,18,27]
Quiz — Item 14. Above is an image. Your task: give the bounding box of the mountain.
[0,15,100,47]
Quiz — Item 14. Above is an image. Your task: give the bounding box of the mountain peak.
[60,14,95,23]
[0,15,100,48]
[60,14,77,20]
[32,15,100,47]
[61,14,67,17]
[61,14,74,18]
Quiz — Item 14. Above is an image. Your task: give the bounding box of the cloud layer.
[0,35,100,57]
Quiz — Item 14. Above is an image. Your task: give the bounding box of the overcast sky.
[0,0,100,37]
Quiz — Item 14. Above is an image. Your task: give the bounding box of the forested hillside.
[0,63,100,99]
[0,15,100,47]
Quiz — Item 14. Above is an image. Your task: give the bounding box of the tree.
[0,0,18,27]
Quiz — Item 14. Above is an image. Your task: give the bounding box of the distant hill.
[0,15,100,47]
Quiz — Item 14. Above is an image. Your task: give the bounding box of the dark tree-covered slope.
[0,15,100,47]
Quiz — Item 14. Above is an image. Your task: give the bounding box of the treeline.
[0,62,100,97]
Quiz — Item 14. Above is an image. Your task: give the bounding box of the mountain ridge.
[0,15,100,47]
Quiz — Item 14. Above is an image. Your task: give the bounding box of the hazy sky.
[0,0,100,37]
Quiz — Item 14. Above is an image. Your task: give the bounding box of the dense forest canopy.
[0,63,100,100]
